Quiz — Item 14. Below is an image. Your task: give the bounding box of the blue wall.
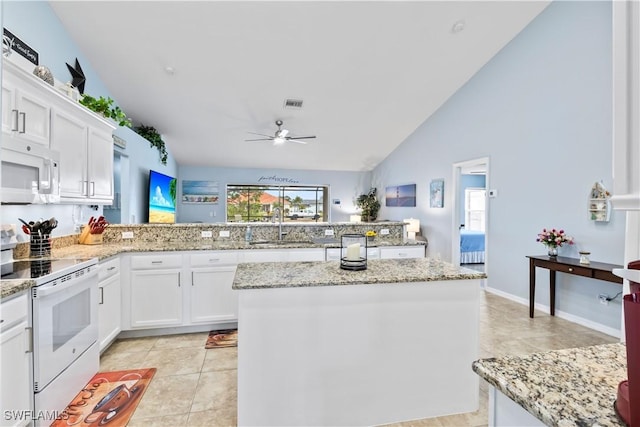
[0,1,177,234]
[371,1,625,333]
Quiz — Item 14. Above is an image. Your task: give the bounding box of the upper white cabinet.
[2,58,116,204]
[50,96,115,204]
[2,61,51,147]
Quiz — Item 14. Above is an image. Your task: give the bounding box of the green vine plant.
[79,94,132,127]
[135,124,168,165]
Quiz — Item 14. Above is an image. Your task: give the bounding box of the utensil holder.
[30,234,51,258]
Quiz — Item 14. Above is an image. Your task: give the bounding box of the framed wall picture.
[430,179,444,208]
[182,180,219,204]
[385,184,416,207]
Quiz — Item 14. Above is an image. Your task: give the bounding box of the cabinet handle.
[99,287,104,305]
[18,112,26,133]
[178,272,181,287]
[398,253,407,257]
[191,271,194,285]
[11,109,18,131]
[107,266,116,271]
[209,258,220,262]
[151,261,163,264]
[82,180,89,196]
[25,327,33,354]
[90,181,95,196]
[568,268,573,272]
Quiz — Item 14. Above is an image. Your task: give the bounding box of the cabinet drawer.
[554,264,591,278]
[593,269,623,284]
[130,254,183,269]
[380,246,425,259]
[99,257,120,281]
[1,292,28,331]
[190,251,238,267]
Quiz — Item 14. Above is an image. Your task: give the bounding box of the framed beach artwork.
[385,184,417,207]
[430,179,444,208]
[182,180,220,204]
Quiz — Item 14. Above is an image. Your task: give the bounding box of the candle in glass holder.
[346,243,361,261]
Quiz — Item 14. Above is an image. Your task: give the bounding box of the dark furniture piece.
[527,255,623,318]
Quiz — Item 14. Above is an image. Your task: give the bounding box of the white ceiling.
[49,1,549,172]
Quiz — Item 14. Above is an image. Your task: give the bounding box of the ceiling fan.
[245,120,316,145]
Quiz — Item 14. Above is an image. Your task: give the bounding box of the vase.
[547,247,558,257]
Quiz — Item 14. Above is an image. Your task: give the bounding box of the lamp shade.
[350,215,362,223]
[404,218,420,240]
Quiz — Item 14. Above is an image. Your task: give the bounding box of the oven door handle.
[34,269,98,297]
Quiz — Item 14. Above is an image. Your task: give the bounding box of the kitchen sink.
[249,240,315,246]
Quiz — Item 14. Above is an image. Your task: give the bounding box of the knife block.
[81,233,103,245]
[617,292,640,426]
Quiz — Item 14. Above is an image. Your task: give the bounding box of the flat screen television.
[148,170,176,223]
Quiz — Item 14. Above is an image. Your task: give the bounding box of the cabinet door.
[87,127,114,201]
[14,87,51,146]
[130,269,182,328]
[2,80,16,134]
[1,320,32,427]
[190,266,238,324]
[51,107,88,199]
[98,273,121,352]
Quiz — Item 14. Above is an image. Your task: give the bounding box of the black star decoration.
[65,58,86,94]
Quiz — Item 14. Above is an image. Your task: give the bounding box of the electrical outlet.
[598,294,609,305]
[122,231,134,239]
[219,230,230,238]
[380,229,390,235]
[324,229,334,236]
[201,230,213,238]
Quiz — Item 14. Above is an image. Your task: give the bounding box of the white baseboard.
[484,286,621,339]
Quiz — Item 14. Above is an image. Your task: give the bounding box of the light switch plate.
[324,229,334,236]
[122,231,134,239]
[219,230,230,238]
[380,229,390,235]
[488,189,498,198]
[201,230,213,238]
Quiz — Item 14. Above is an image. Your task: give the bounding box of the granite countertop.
[472,343,627,427]
[1,240,427,300]
[233,257,486,290]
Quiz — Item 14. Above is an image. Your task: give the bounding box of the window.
[464,188,486,232]
[226,185,328,222]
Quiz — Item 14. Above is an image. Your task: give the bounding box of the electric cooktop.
[1,257,97,283]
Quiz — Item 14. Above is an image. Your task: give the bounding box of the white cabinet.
[50,102,115,204]
[241,248,324,263]
[379,246,425,259]
[189,252,239,324]
[98,257,121,352]
[327,245,422,261]
[128,254,183,329]
[2,61,51,147]
[1,293,33,427]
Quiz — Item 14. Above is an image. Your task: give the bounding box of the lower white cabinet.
[380,246,425,259]
[98,257,121,352]
[190,266,238,324]
[241,248,325,263]
[1,292,33,427]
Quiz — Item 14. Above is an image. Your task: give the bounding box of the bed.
[460,230,485,264]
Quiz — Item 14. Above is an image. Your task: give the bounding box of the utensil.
[18,218,31,230]
[21,225,30,235]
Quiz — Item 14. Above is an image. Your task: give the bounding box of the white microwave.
[1,138,61,204]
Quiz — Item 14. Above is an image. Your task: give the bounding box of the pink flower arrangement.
[536,228,574,248]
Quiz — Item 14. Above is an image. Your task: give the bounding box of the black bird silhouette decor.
[65,58,86,94]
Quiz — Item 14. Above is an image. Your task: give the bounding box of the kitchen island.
[472,343,626,426]
[233,258,486,426]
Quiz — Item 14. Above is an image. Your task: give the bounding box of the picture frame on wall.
[182,180,219,204]
[430,179,444,208]
[385,184,417,207]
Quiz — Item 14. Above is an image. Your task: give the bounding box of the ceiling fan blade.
[245,138,274,142]
[279,129,289,138]
[247,131,275,138]
[287,135,316,140]
[287,139,308,144]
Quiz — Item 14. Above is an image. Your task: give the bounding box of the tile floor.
[99,290,619,426]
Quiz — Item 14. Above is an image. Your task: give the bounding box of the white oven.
[28,258,99,423]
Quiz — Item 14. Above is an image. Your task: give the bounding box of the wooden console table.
[527,255,623,318]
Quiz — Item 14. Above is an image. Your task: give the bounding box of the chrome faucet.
[272,207,287,240]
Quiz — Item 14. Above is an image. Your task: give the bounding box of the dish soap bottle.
[245,226,252,242]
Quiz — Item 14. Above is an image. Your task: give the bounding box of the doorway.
[452,157,489,275]
[103,151,130,224]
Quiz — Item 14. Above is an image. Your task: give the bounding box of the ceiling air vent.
[284,98,304,109]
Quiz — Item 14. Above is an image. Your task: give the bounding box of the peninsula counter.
[233,258,486,426]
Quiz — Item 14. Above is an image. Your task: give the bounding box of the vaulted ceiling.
[50,1,549,172]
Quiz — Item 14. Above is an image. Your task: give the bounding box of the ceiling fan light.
[273,136,285,145]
